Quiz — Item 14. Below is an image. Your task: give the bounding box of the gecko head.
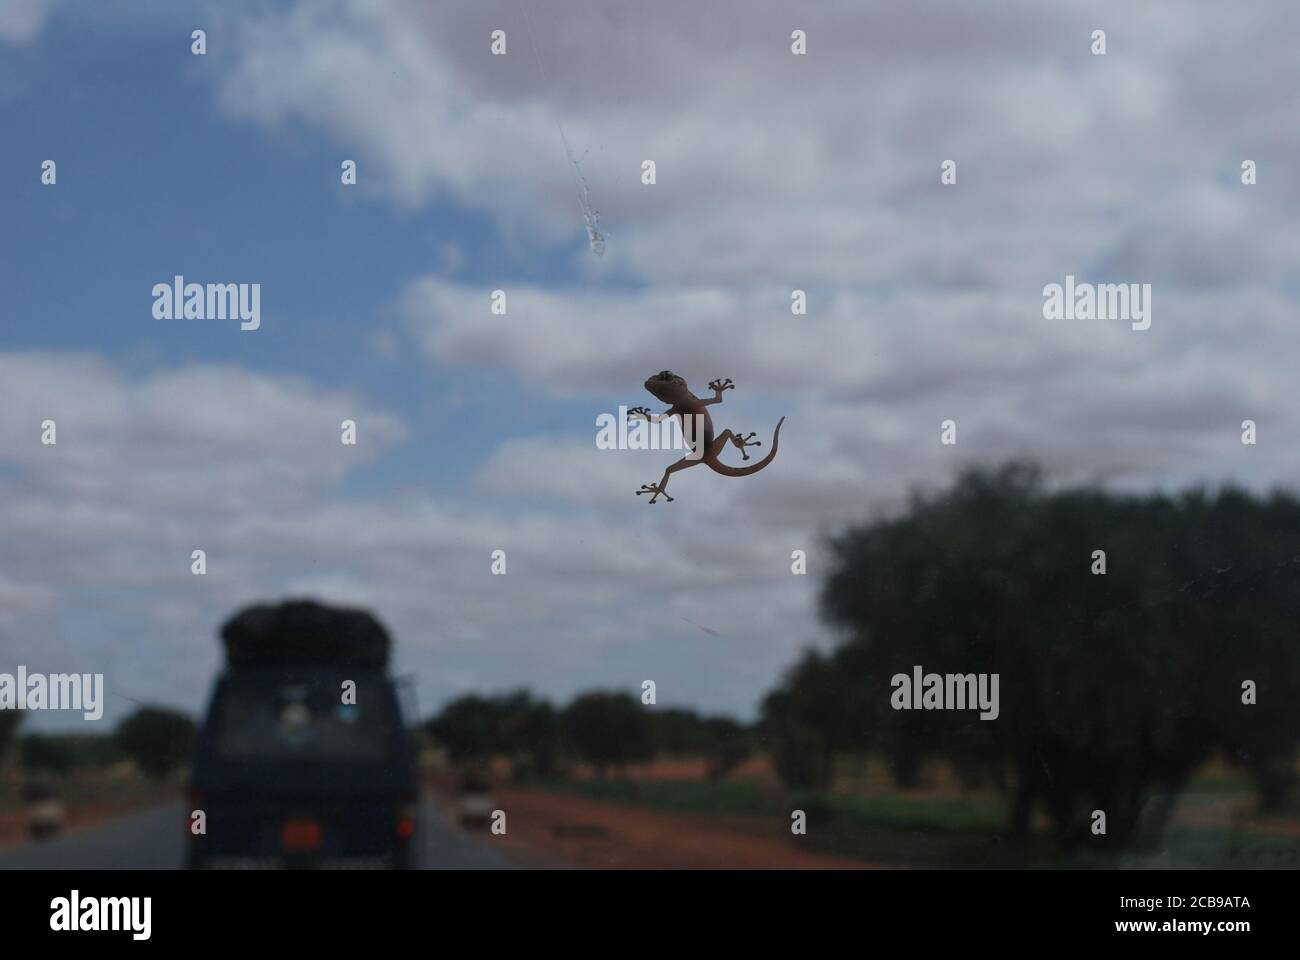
[645,370,689,403]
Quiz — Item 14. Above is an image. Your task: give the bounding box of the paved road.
[0,798,517,870]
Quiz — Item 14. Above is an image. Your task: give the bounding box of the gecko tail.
[707,416,785,477]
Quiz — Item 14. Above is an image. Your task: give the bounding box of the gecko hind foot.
[729,431,762,461]
[636,483,674,504]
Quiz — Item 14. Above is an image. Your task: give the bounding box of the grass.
[536,758,1300,868]
[0,766,179,813]
[545,775,1003,832]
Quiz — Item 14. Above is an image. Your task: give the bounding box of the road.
[0,798,518,870]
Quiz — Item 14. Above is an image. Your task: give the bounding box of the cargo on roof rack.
[220,599,391,669]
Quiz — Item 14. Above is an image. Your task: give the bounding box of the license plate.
[281,819,323,852]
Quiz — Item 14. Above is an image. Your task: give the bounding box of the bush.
[115,707,195,778]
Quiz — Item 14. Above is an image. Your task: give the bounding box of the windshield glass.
[214,676,397,761]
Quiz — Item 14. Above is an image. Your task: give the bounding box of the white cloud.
[0,0,58,43]
[218,0,1300,504]
[208,0,1300,289]
[0,354,406,510]
[0,352,830,725]
[13,0,1300,726]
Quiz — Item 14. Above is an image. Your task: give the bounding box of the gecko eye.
[655,370,675,381]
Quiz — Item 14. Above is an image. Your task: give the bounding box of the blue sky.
[0,6,597,492]
[3,0,1300,731]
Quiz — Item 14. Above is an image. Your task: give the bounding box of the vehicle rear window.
[214,676,398,761]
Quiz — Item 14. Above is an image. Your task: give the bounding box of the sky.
[2,0,1299,730]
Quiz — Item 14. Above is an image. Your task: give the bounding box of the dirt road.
[489,787,881,869]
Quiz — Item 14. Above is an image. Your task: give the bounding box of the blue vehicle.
[187,601,418,869]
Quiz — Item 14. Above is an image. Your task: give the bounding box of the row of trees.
[0,706,195,779]
[4,688,750,784]
[762,462,1300,848]
[425,690,750,780]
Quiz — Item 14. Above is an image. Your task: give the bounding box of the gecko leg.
[636,456,703,504]
[628,405,673,424]
[727,429,762,461]
[702,378,734,405]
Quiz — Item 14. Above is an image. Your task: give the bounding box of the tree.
[761,648,841,789]
[0,709,19,763]
[426,690,561,776]
[651,708,711,756]
[14,733,120,773]
[773,462,1300,849]
[495,691,561,778]
[20,733,75,775]
[1195,490,1300,813]
[115,707,195,778]
[427,694,504,762]
[701,717,752,780]
[563,692,653,778]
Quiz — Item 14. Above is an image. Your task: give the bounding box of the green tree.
[495,691,561,778]
[20,733,75,775]
[563,692,653,778]
[115,707,195,778]
[426,690,562,776]
[0,709,20,763]
[427,694,505,762]
[761,648,841,789]
[701,717,752,780]
[651,708,711,756]
[776,463,1300,849]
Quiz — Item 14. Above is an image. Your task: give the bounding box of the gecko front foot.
[729,430,761,461]
[627,405,652,422]
[708,378,734,394]
[636,482,674,504]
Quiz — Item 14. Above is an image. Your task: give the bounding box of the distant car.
[187,666,417,869]
[21,779,66,840]
[459,774,495,830]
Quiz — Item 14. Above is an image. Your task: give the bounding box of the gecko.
[627,371,785,503]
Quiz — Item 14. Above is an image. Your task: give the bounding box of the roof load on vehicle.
[220,599,392,669]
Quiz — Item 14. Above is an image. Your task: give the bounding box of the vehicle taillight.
[282,818,323,852]
[397,796,417,839]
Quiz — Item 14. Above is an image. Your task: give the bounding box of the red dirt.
[483,787,882,869]
[565,756,782,787]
